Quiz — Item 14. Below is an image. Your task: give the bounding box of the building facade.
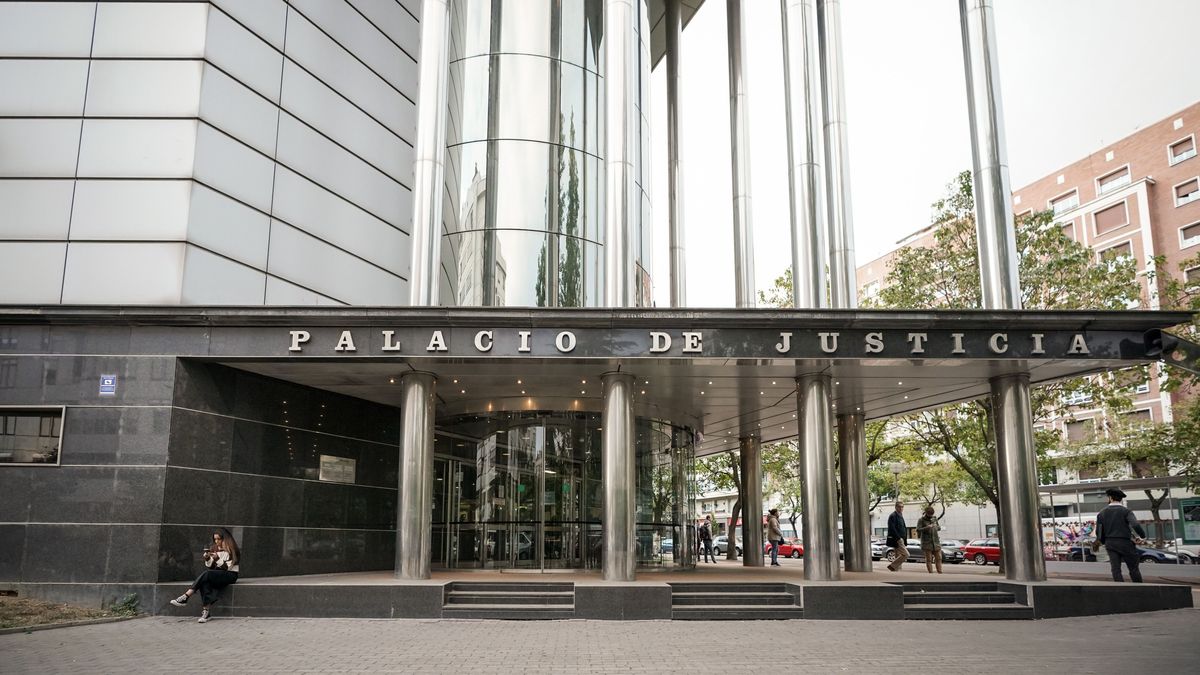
[1,0,1185,609]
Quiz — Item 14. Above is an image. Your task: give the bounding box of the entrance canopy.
[6,305,1187,457]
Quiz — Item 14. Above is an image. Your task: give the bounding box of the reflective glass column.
[442,0,654,307]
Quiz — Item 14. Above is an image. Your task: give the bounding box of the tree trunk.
[1145,488,1169,548]
[789,514,798,539]
[727,500,741,560]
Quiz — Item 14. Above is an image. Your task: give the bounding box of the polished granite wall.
[159,361,400,581]
[0,349,175,589]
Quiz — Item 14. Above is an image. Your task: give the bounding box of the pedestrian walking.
[886,502,908,572]
[767,508,784,567]
[699,515,716,563]
[916,506,942,574]
[170,528,240,622]
[1094,488,1147,583]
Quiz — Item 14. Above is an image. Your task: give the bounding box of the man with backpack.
[699,515,716,563]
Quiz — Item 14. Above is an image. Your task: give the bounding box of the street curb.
[0,614,145,636]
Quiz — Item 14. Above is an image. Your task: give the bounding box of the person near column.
[886,502,908,572]
[916,506,943,574]
[170,528,241,623]
[767,508,784,567]
[700,515,716,563]
[1094,488,1147,583]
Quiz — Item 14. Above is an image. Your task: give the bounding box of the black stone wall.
[0,335,175,605]
[159,362,399,581]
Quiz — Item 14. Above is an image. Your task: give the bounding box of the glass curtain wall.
[442,0,653,307]
[432,411,694,569]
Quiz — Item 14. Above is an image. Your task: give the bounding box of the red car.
[962,538,1001,565]
[765,539,804,558]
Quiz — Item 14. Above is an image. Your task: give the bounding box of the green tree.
[1059,402,1200,546]
[897,461,971,520]
[867,171,1140,522]
[694,451,743,560]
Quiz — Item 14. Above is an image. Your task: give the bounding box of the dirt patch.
[0,596,120,630]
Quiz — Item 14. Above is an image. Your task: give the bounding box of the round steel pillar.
[602,372,637,581]
[740,435,764,567]
[395,372,436,580]
[838,413,872,572]
[990,373,1047,581]
[797,373,840,580]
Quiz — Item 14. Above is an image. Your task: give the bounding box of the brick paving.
[2,608,1197,674]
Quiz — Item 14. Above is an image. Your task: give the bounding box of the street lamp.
[888,462,903,500]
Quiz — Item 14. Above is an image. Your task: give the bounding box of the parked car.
[883,540,965,564]
[660,538,673,555]
[1067,539,1183,563]
[870,541,887,560]
[765,539,804,558]
[962,538,1002,565]
[712,535,741,557]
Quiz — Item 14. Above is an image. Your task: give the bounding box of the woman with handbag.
[170,528,241,623]
[767,508,784,567]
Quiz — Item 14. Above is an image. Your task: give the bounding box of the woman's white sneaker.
[197,609,210,623]
[170,594,188,607]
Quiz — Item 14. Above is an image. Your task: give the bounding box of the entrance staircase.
[669,582,804,620]
[898,581,1033,619]
[441,582,575,619]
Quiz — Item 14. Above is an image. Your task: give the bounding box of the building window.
[1060,220,1075,240]
[1169,136,1196,165]
[1098,240,1133,263]
[1093,201,1129,235]
[1176,178,1199,207]
[1185,266,1200,289]
[0,407,64,465]
[1050,190,1079,217]
[1181,222,1200,249]
[1124,409,1153,425]
[1078,465,1104,481]
[1062,388,1094,406]
[1096,166,1130,195]
[1065,418,1095,443]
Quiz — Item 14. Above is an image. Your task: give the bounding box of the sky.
[648,0,1200,308]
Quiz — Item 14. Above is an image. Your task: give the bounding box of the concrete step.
[894,582,999,593]
[904,603,1034,620]
[903,591,1016,605]
[672,592,797,606]
[668,583,789,594]
[441,605,576,620]
[445,591,574,605]
[446,582,573,594]
[672,605,805,621]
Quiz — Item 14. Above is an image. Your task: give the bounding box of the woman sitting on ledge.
[170,528,240,623]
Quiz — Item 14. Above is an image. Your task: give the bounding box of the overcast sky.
[649,0,1200,308]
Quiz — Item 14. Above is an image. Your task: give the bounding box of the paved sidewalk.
[2,609,1197,673]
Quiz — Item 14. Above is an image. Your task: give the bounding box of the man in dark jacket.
[1095,488,1148,583]
[886,502,908,572]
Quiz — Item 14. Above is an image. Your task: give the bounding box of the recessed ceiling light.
[700,391,705,395]
[453,379,458,383]
[772,381,776,385]
[760,391,765,395]
[521,390,526,394]
[903,395,909,399]
[581,379,587,384]
[835,381,840,385]
[641,390,646,394]
[644,380,649,384]
[517,379,522,384]
[708,381,713,385]
[898,381,903,385]
[389,378,395,384]
[581,390,586,394]
[461,389,466,394]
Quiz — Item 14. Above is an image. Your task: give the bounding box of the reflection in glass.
[431,411,694,570]
[442,0,651,308]
[0,408,61,464]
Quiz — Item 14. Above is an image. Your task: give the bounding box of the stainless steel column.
[602,372,637,581]
[395,372,436,580]
[817,0,857,308]
[960,0,1046,582]
[959,0,1019,310]
[838,413,871,571]
[781,0,826,309]
[604,0,638,307]
[407,0,452,306]
[990,373,1046,581]
[666,0,686,307]
[671,429,694,567]
[727,0,755,308]
[797,374,840,580]
[739,435,764,566]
